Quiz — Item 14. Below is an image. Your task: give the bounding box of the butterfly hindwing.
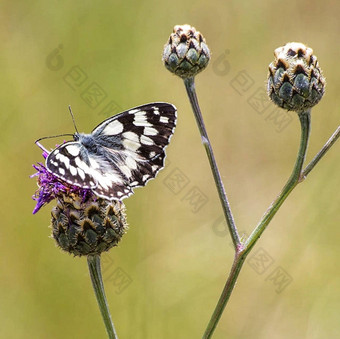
[45,103,177,200]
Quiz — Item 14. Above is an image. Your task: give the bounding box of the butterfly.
[40,103,177,200]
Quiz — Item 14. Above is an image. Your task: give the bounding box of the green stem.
[244,111,311,251]
[202,251,246,339]
[302,124,340,178]
[203,110,311,338]
[183,76,240,248]
[87,255,118,339]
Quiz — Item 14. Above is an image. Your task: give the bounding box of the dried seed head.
[163,24,210,78]
[267,42,325,113]
[51,193,128,256]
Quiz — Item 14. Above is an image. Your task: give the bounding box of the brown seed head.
[163,24,210,78]
[267,42,325,113]
[51,193,128,256]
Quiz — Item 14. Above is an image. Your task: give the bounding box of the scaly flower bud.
[163,24,210,78]
[52,193,127,256]
[267,42,325,113]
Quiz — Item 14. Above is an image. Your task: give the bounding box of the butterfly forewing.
[46,141,96,188]
[44,103,177,200]
[93,103,176,156]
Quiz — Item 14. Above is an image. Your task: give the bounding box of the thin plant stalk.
[184,76,240,249]
[302,124,340,178]
[87,255,118,339]
[202,111,311,338]
[202,251,246,339]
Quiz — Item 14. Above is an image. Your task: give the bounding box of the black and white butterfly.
[39,103,177,200]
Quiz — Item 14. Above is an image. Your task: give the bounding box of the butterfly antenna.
[35,134,74,152]
[68,105,79,134]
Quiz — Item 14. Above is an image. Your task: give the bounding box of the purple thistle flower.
[31,159,93,214]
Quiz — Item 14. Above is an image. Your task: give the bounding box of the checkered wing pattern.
[46,103,177,200]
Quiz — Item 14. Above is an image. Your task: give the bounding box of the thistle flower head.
[32,153,128,256]
[267,42,325,113]
[51,192,127,256]
[31,161,92,214]
[162,24,210,78]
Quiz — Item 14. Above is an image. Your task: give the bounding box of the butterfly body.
[44,103,177,200]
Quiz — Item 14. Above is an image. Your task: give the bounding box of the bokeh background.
[2,1,340,338]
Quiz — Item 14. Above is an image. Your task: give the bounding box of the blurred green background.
[1,1,340,338]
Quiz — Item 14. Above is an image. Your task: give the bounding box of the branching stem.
[202,111,311,338]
